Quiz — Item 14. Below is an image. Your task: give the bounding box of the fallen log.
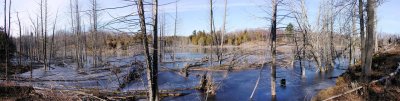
[34,87,107,101]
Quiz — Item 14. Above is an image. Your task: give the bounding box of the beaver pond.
[15,47,349,100]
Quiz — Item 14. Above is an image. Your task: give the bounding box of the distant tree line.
[189,29,285,46]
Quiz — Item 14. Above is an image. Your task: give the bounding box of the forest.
[1,0,400,101]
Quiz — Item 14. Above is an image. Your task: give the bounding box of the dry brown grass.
[313,47,400,101]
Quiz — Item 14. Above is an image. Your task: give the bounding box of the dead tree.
[172,0,178,65]
[3,0,8,80]
[209,0,215,67]
[136,0,158,100]
[40,0,46,70]
[44,0,48,70]
[363,0,376,76]
[219,0,227,65]
[350,2,357,66]
[7,0,10,36]
[49,10,59,64]
[151,0,159,100]
[30,32,33,79]
[270,0,277,98]
[91,0,99,68]
[328,0,335,69]
[359,0,366,73]
[71,0,83,69]
[159,12,166,62]
[3,0,6,35]
[17,12,22,66]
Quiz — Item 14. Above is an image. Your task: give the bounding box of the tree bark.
[364,0,375,76]
[91,0,98,68]
[136,0,157,100]
[359,0,366,74]
[3,0,6,81]
[270,0,277,98]
[219,0,227,65]
[350,2,357,66]
[151,0,159,100]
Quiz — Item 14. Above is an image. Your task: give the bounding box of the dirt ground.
[313,47,400,101]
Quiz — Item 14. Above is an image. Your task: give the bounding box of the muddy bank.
[313,49,400,101]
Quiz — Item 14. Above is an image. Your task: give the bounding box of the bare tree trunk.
[364,0,375,76]
[17,12,22,66]
[219,0,227,65]
[5,0,10,80]
[329,5,335,69]
[209,0,214,67]
[75,0,83,69]
[3,0,6,35]
[359,0,366,73]
[91,0,98,68]
[374,12,378,52]
[151,0,159,100]
[40,0,45,70]
[350,3,357,66]
[30,32,33,79]
[4,0,7,81]
[137,0,157,100]
[44,0,48,70]
[270,0,277,98]
[64,28,67,62]
[50,10,59,65]
[172,0,178,66]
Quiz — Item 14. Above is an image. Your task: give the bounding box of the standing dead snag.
[270,0,277,98]
[358,0,366,78]
[91,0,99,68]
[219,0,227,66]
[364,0,376,77]
[151,0,159,100]
[49,10,59,65]
[136,0,158,100]
[4,0,10,81]
[17,12,22,66]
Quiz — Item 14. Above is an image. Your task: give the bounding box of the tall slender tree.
[49,10,59,64]
[91,0,99,68]
[359,0,366,73]
[137,0,157,100]
[270,0,277,98]
[151,0,159,100]
[209,0,214,66]
[3,0,8,81]
[17,12,22,66]
[364,0,376,77]
[44,0,48,70]
[219,0,227,65]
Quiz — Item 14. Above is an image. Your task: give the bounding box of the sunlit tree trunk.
[350,2,357,66]
[137,0,157,100]
[219,0,227,65]
[209,0,214,67]
[270,0,277,98]
[364,0,375,77]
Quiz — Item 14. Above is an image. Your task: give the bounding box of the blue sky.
[1,0,399,37]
